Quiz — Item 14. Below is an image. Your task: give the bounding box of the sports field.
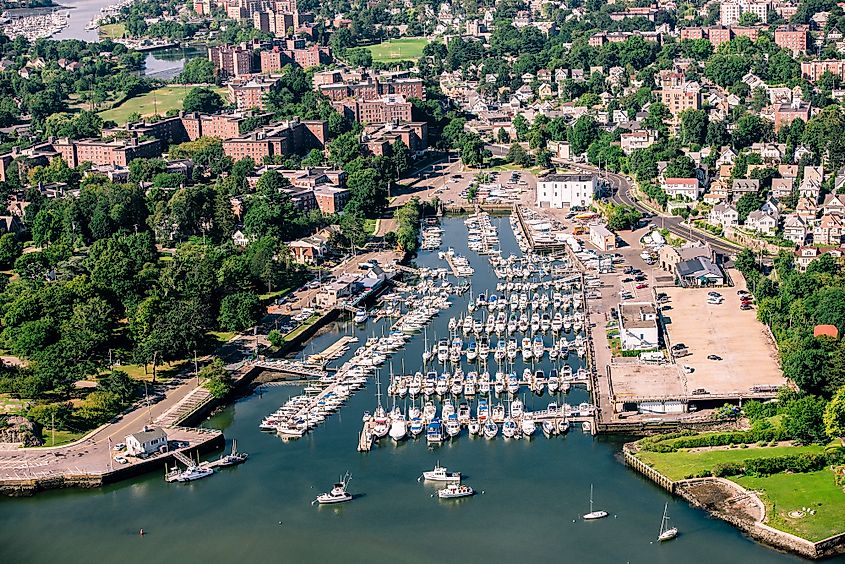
[98,85,227,124]
[366,37,429,62]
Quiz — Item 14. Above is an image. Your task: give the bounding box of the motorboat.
[468,419,480,435]
[483,418,498,439]
[457,401,471,423]
[558,419,570,434]
[389,412,408,442]
[353,310,368,324]
[422,462,460,482]
[437,339,449,363]
[492,402,505,422]
[511,398,524,418]
[409,418,424,437]
[437,483,474,499]
[445,414,461,438]
[477,399,489,422]
[532,335,545,360]
[542,420,556,438]
[466,341,478,361]
[502,417,517,438]
[426,418,444,444]
[521,415,536,437]
[166,463,214,482]
[423,400,437,422]
[314,473,353,505]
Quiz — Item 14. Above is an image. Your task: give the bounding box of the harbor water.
[0,217,831,563]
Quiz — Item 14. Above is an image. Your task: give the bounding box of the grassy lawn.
[99,85,228,124]
[366,37,429,62]
[98,22,126,39]
[258,283,297,302]
[364,219,377,235]
[734,471,845,541]
[635,444,827,481]
[281,314,320,343]
[113,360,188,383]
[38,428,86,447]
[0,393,26,414]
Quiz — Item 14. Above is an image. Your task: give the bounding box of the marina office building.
[617,302,659,351]
[536,172,598,209]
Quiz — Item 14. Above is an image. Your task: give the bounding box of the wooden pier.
[306,336,357,365]
[357,420,375,452]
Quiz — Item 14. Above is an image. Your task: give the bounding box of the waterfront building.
[536,172,598,209]
[125,426,168,457]
[617,302,659,351]
[589,224,616,251]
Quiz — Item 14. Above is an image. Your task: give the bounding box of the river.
[0,216,829,563]
[52,0,201,77]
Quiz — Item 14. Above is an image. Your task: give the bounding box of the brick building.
[774,25,808,53]
[332,94,413,124]
[222,119,328,161]
[362,122,428,155]
[228,76,280,110]
[319,76,425,102]
[208,44,256,78]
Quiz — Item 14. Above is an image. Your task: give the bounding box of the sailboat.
[657,503,678,541]
[582,484,608,520]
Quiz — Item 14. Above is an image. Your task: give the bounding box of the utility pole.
[194,349,199,386]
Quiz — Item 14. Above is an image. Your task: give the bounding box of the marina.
[0,215,814,564]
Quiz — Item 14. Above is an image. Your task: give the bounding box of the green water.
[0,218,831,563]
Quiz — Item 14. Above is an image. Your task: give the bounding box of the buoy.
[139,529,145,536]
[572,519,576,523]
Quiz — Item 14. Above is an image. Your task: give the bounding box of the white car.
[113,456,128,464]
[112,442,125,451]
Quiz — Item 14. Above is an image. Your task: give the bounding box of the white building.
[536,172,598,208]
[662,177,701,200]
[618,302,659,351]
[590,224,616,251]
[125,426,168,457]
[720,0,768,26]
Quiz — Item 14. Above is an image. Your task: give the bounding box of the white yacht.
[422,462,460,482]
[314,474,353,505]
[389,411,407,442]
[437,483,474,499]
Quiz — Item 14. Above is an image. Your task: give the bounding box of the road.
[571,163,743,258]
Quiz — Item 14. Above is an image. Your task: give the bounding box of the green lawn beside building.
[98,85,228,124]
[366,38,429,62]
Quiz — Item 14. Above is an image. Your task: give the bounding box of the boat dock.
[254,359,328,379]
[306,336,358,365]
[358,420,375,452]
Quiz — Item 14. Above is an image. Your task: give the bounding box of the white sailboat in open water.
[658,502,678,541]
[582,483,608,520]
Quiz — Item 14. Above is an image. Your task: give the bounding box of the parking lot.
[660,270,785,398]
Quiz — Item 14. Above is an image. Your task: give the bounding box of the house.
[796,197,819,221]
[716,146,737,166]
[795,246,844,271]
[813,213,845,245]
[771,177,794,199]
[709,202,739,227]
[618,302,659,351]
[232,229,251,247]
[536,172,598,208]
[658,241,714,274]
[783,213,809,245]
[731,178,760,198]
[590,224,616,251]
[677,256,725,286]
[125,426,168,457]
[620,129,658,154]
[799,176,822,202]
[745,210,778,235]
[662,177,701,200]
[822,193,845,216]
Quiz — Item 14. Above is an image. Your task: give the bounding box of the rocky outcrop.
[0,415,43,447]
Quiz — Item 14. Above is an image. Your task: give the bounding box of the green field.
[735,471,845,541]
[635,444,827,481]
[98,85,228,124]
[366,37,430,62]
[98,22,126,39]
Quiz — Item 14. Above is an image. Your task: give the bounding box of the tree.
[679,109,708,146]
[732,114,773,149]
[345,48,373,68]
[200,357,232,398]
[782,395,829,444]
[784,347,829,395]
[506,143,531,166]
[567,116,599,156]
[347,168,387,217]
[459,133,488,167]
[512,114,529,140]
[98,370,136,403]
[328,131,361,166]
[705,53,751,87]
[497,127,510,144]
[218,291,263,332]
[824,385,845,438]
[0,232,22,268]
[736,191,765,222]
[182,87,225,114]
[663,156,696,179]
[178,57,216,84]
[606,204,642,231]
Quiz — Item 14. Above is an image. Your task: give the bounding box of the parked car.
[113,442,125,451]
[707,354,722,361]
[622,277,634,283]
[708,291,722,298]
[113,456,128,464]
[635,283,648,289]
[740,304,753,310]
[671,343,686,350]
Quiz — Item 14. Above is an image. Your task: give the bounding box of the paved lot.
[661,270,784,398]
